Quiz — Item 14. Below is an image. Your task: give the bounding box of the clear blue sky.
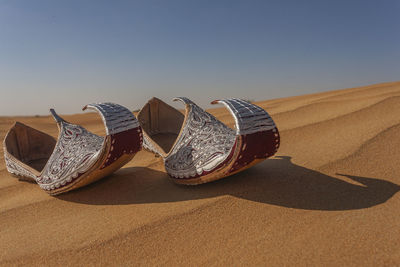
[0,0,399,115]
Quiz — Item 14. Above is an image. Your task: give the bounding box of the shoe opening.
[4,122,56,172]
[138,97,184,155]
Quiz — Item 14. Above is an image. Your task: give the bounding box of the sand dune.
[1,81,400,266]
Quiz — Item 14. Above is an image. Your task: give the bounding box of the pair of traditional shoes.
[3,98,280,195]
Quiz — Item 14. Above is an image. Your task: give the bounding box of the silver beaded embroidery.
[214,98,276,135]
[37,122,104,190]
[4,154,37,180]
[164,97,236,178]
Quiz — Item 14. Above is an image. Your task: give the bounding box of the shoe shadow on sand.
[58,156,400,211]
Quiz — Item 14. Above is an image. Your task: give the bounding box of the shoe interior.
[4,122,56,173]
[138,97,184,155]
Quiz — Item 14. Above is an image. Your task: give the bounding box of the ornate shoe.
[3,103,142,195]
[137,97,279,184]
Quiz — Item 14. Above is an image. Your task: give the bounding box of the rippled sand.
[1,81,400,266]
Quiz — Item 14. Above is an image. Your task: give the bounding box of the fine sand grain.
[1,81,400,266]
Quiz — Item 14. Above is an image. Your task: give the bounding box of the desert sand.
[1,81,400,266]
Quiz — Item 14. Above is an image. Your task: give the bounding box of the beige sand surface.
[1,81,400,266]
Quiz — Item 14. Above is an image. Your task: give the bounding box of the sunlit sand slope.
[1,81,400,266]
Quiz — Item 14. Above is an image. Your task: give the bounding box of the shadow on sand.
[58,156,400,210]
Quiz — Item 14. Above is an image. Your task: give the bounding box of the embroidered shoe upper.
[164,97,236,178]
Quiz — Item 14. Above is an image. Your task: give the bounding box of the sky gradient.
[0,0,399,115]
